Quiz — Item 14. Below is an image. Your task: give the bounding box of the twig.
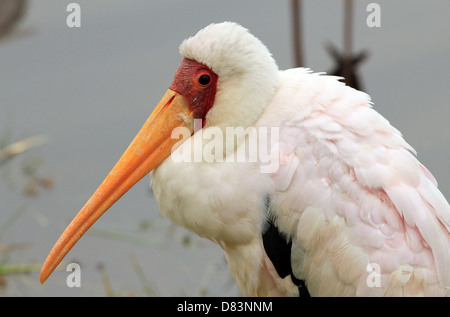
[88,228,161,247]
[0,135,47,165]
[0,263,42,275]
[290,0,303,67]
[343,0,353,82]
[97,264,116,296]
[0,0,28,38]
[128,252,159,296]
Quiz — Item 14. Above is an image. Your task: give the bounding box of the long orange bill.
[40,89,193,284]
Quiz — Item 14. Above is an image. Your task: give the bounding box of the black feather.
[262,197,310,297]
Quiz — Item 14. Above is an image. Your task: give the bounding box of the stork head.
[178,22,279,130]
[40,22,280,283]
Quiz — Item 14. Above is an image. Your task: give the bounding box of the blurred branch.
[343,0,353,82]
[327,0,368,91]
[290,0,303,67]
[97,264,116,297]
[0,135,47,166]
[0,0,27,38]
[343,0,353,60]
[0,263,42,275]
[129,252,159,296]
[0,205,28,240]
[88,228,161,247]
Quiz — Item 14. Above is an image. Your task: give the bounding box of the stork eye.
[197,73,211,86]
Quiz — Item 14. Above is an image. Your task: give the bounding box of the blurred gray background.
[0,0,449,296]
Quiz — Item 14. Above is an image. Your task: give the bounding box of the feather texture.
[265,68,450,296]
[152,23,449,296]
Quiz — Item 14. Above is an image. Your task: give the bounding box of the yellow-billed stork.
[40,22,450,296]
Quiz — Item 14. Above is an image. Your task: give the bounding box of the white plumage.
[153,22,450,296]
[41,22,450,297]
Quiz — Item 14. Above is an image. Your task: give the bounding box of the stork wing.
[266,68,450,296]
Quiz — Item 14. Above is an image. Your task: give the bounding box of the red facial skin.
[169,58,218,127]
